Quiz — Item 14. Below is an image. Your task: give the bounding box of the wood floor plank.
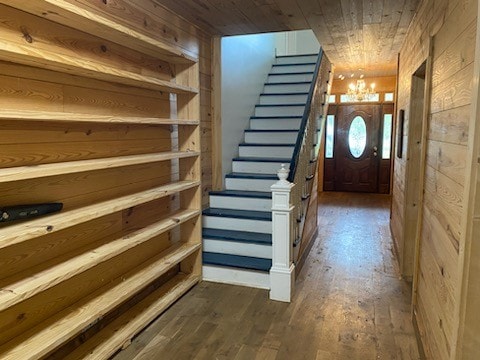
[112,193,420,360]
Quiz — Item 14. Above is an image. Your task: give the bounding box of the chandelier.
[347,79,376,102]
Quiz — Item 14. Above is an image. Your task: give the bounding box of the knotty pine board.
[0,1,211,356]
[393,0,476,357]
[0,231,172,346]
[428,105,470,146]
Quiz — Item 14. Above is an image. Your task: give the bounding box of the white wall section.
[221,33,276,179]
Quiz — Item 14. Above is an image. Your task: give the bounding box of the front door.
[324,103,393,193]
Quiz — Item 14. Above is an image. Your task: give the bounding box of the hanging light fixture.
[346,79,376,102]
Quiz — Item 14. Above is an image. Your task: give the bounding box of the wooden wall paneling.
[409,39,433,299]
[0,5,196,94]
[0,1,209,357]
[297,54,332,267]
[454,1,480,357]
[0,210,200,313]
[212,36,223,190]
[428,105,470,146]
[0,0,199,63]
[0,231,173,347]
[175,60,203,278]
[391,0,477,357]
[317,63,334,195]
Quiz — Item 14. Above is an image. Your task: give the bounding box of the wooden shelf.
[0,209,199,312]
[0,3,203,356]
[0,151,200,184]
[64,273,199,360]
[0,42,198,94]
[0,242,201,360]
[0,180,200,251]
[0,109,200,125]
[0,0,198,65]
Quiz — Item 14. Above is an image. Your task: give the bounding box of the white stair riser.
[245,132,298,144]
[255,106,304,117]
[209,195,272,211]
[225,177,276,192]
[203,216,271,234]
[259,94,308,105]
[250,118,302,130]
[233,161,288,174]
[239,146,294,158]
[203,239,272,259]
[268,73,313,83]
[264,83,310,93]
[203,265,270,289]
[271,64,316,73]
[276,55,318,64]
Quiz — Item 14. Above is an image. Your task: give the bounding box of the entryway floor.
[113,192,420,359]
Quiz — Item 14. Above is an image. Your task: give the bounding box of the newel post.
[270,164,295,302]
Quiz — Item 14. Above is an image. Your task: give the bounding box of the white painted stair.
[202,53,318,289]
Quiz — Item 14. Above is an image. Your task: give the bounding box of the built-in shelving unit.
[0,2,202,358]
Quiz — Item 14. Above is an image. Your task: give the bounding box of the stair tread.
[233,157,291,163]
[276,53,318,58]
[244,129,298,133]
[269,71,314,75]
[265,81,312,86]
[255,103,306,107]
[272,63,316,67]
[250,115,302,119]
[260,92,309,96]
[203,252,271,272]
[203,228,272,244]
[209,190,272,199]
[239,143,295,147]
[226,173,277,179]
[226,172,277,179]
[203,208,272,221]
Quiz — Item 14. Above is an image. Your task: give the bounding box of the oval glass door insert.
[348,116,367,158]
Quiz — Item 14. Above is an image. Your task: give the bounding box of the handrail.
[288,48,324,182]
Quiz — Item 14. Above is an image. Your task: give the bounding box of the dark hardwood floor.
[113,192,420,359]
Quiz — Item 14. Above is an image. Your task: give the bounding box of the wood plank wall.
[391,0,477,358]
[297,54,332,272]
[0,0,212,355]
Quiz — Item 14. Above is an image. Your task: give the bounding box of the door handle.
[373,146,378,151]
[373,151,378,157]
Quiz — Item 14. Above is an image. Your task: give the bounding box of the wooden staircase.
[202,54,319,289]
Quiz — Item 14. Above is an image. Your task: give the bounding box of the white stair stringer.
[267,73,314,83]
[239,145,294,158]
[209,194,271,211]
[244,131,298,144]
[225,177,277,192]
[254,105,305,117]
[271,64,316,73]
[203,238,272,259]
[232,160,289,174]
[259,93,308,104]
[250,117,302,130]
[202,265,270,289]
[275,54,318,64]
[264,83,310,93]
[202,215,271,234]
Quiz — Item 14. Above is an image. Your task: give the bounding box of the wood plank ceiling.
[156,0,420,76]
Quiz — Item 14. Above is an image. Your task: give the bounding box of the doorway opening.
[402,60,428,280]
